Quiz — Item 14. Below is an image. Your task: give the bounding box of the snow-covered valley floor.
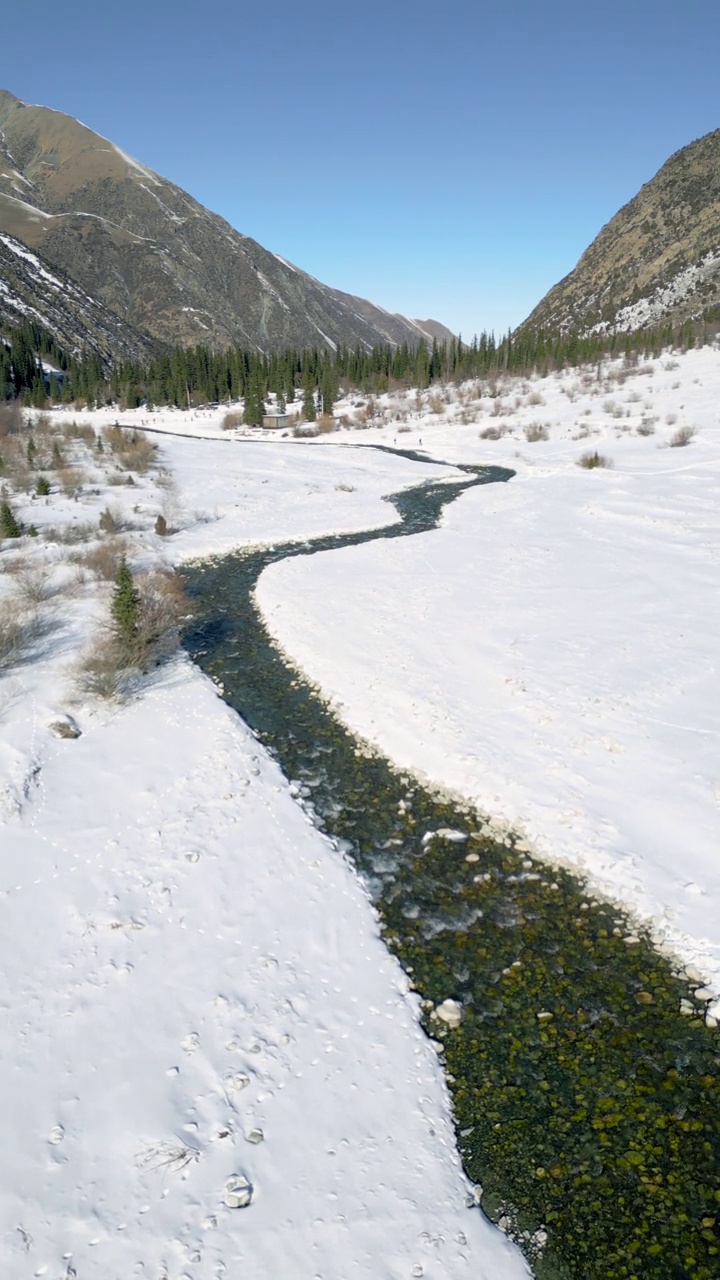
[2,340,719,1276]
[0,438,527,1277]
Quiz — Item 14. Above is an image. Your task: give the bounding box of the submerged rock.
[432,998,463,1028]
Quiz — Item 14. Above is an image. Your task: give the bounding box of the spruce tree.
[111,555,141,642]
[0,500,22,539]
[302,368,316,422]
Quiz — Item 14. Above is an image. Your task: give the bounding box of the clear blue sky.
[2,1,719,338]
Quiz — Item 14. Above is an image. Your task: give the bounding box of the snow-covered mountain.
[0,89,453,354]
[522,128,720,334]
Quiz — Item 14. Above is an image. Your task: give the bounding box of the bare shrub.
[103,426,157,473]
[57,465,88,498]
[669,425,697,447]
[43,521,96,546]
[223,411,243,430]
[316,414,337,434]
[62,420,96,444]
[480,425,506,440]
[75,536,126,581]
[98,505,126,534]
[133,568,186,660]
[524,422,549,442]
[75,567,186,699]
[428,395,445,415]
[14,567,53,607]
[665,413,678,426]
[527,390,544,406]
[0,401,26,439]
[577,451,612,469]
[636,419,656,436]
[0,593,43,672]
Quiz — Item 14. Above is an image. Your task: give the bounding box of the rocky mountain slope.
[522,129,720,334]
[0,231,155,361]
[0,90,453,353]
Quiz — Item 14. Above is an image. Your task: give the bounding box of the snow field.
[254,344,720,1012]
[0,428,528,1277]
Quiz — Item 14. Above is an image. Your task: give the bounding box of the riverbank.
[0,438,528,1278]
[253,344,720,1012]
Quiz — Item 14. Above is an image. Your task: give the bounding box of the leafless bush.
[0,593,45,672]
[98,505,127,534]
[75,567,186,699]
[62,420,96,444]
[316,414,337,434]
[103,426,157,473]
[57,465,88,498]
[665,413,678,426]
[480,425,506,440]
[577,451,612,469]
[524,422,550,442]
[75,536,126,581]
[428,395,445,415]
[669,425,697,447]
[636,419,656,436]
[223,411,243,430]
[43,521,96,546]
[527,391,544,406]
[0,401,26,439]
[14,567,53,607]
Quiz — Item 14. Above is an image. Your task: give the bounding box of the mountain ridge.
[521,129,720,335]
[0,89,454,354]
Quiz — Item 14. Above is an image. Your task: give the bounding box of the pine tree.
[0,500,22,539]
[320,362,337,417]
[111,555,141,641]
[242,368,265,426]
[302,367,316,422]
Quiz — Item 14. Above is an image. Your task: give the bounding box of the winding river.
[182,449,720,1280]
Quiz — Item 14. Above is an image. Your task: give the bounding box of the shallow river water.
[183,449,720,1280]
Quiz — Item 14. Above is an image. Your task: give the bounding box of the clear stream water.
[182,448,720,1280]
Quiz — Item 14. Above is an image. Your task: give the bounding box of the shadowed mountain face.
[0,89,453,353]
[522,129,720,335]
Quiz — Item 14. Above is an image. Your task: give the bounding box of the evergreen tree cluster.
[3,309,720,413]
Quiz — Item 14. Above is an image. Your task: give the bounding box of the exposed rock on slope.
[0,89,452,353]
[522,129,720,334]
[0,231,155,361]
